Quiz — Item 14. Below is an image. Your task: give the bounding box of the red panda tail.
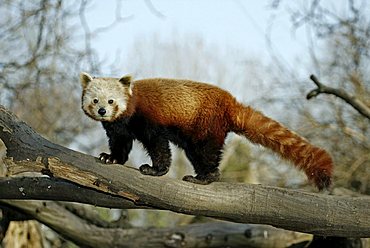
[230,103,333,190]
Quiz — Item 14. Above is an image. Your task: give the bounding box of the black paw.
[99,152,119,164]
[182,170,220,185]
[182,175,211,185]
[139,164,169,176]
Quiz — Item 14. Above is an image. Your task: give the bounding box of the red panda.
[80,72,333,190]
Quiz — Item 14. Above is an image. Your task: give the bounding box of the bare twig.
[144,0,166,19]
[93,0,134,34]
[79,0,98,72]
[307,74,370,119]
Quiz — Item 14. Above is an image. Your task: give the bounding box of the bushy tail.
[231,104,333,190]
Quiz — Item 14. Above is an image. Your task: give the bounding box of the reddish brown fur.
[127,78,333,189]
[130,79,233,144]
[230,103,333,189]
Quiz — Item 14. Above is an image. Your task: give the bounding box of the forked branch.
[307,74,370,119]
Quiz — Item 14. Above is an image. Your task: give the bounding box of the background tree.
[0,1,103,246]
[269,0,370,193]
[0,0,97,146]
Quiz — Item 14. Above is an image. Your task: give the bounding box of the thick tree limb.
[1,200,311,248]
[0,177,144,209]
[0,105,370,238]
[307,74,370,119]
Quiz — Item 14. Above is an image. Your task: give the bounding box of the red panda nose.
[98,108,106,116]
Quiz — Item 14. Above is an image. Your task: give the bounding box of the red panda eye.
[108,99,114,104]
[93,99,98,104]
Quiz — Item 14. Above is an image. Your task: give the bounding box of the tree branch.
[0,105,370,238]
[1,200,311,248]
[0,177,144,209]
[307,74,370,119]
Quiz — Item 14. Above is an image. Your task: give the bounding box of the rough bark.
[1,105,370,238]
[0,177,143,209]
[1,200,311,248]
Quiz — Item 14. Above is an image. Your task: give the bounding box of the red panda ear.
[80,72,93,88]
[119,75,132,86]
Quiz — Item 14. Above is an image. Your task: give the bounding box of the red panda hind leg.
[139,137,171,176]
[182,170,220,185]
[182,139,224,184]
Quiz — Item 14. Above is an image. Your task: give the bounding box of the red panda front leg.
[139,138,171,176]
[100,135,133,164]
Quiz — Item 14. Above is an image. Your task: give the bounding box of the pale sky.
[84,0,309,71]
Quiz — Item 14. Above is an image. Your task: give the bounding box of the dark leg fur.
[183,140,223,184]
[101,121,133,164]
[100,136,133,164]
[139,137,171,176]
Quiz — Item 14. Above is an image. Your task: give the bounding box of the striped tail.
[231,103,333,190]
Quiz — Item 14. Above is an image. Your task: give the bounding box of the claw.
[98,152,119,164]
[99,152,108,161]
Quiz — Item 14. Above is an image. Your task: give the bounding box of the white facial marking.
[82,78,130,121]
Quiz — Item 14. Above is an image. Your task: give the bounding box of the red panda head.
[80,72,133,122]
